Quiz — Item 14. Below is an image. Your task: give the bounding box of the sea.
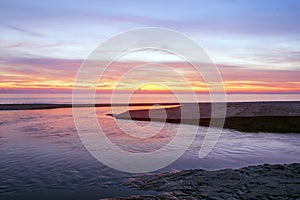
[1,93,300,104]
[0,93,300,199]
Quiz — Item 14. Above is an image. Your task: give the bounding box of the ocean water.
[1,93,300,104]
[0,106,299,199]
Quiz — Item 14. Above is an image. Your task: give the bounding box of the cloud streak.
[0,56,299,94]
[0,22,43,37]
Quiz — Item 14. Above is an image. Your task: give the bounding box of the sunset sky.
[0,0,300,94]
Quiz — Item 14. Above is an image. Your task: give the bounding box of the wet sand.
[106,163,300,200]
[115,101,300,133]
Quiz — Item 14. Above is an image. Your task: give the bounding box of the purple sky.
[0,0,299,94]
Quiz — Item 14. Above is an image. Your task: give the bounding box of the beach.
[2,0,300,198]
[104,102,300,199]
[107,163,300,199]
[115,101,300,133]
[0,102,299,199]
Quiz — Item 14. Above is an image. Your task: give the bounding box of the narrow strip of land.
[114,102,300,133]
[0,103,179,110]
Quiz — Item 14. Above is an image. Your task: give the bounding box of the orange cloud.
[1,58,299,94]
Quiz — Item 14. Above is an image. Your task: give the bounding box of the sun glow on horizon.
[139,84,170,92]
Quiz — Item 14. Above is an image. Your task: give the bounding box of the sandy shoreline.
[1,102,299,199]
[105,163,300,200]
[115,101,300,133]
[2,102,299,132]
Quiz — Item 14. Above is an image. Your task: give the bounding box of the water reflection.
[0,107,299,199]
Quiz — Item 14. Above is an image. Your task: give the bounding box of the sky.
[0,0,300,95]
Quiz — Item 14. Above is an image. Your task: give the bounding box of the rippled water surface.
[0,107,299,199]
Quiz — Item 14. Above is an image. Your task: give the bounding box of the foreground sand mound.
[106,163,300,199]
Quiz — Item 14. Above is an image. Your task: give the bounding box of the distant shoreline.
[0,103,180,110]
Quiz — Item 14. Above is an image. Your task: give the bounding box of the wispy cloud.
[0,56,299,93]
[0,22,43,37]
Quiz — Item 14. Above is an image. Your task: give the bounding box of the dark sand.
[105,163,300,200]
[115,101,300,133]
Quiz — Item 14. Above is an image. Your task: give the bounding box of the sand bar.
[115,101,300,133]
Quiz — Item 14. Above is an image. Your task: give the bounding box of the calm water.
[1,93,300,104]
[0,106,300,199]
